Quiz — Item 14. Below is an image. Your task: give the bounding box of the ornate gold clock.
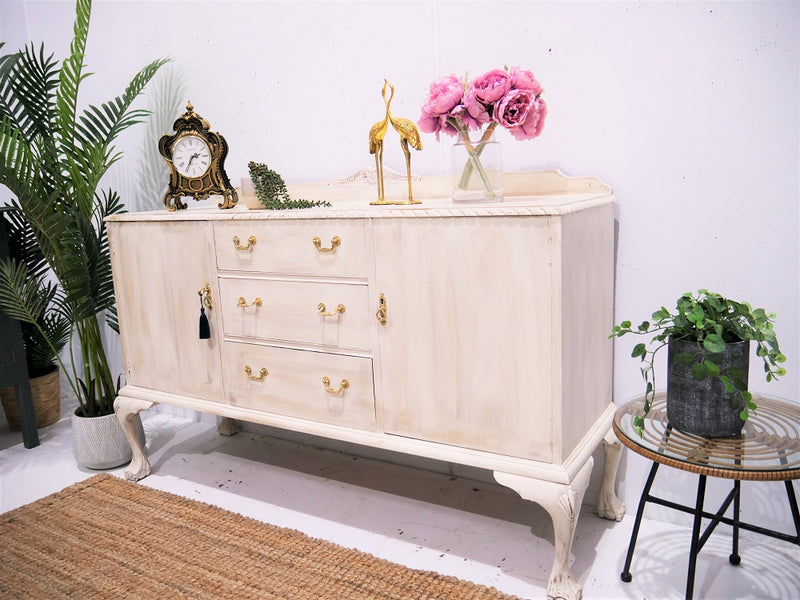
[159,102,238,211]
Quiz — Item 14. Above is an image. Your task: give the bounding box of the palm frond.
[22,282,71,376]
[0,258,49,325]
[70,56,170,216]
[55,0,92,164]
[0,116,38,195]
[0,43,59,143]
[2,205,48,281]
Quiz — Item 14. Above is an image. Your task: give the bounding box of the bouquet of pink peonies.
[418,67,546,198]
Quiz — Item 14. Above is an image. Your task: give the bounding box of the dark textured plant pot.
[666,337,750,437]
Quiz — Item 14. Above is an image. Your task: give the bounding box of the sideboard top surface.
[108,170,616,222]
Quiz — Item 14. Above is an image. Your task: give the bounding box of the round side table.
[613,392,800,600]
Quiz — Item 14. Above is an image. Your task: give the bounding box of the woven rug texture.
[0,474,522,599]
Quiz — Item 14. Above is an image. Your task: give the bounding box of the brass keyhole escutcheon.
[376,293,387,325]
[313,236,341,253]
[198,284,213,310]
[233,235,256,251]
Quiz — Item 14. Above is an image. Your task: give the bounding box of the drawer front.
[219,277,371,350]
[214,220,369,277]
[223,342,376,430]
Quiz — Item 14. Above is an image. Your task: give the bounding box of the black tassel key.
[199,292,211,339]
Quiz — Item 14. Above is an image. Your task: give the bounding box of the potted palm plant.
[0,208,70,430]
[610,289,786,437]
[0,0,167,467]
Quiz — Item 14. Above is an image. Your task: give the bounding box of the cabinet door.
[109,220,224,402]
[373,216,556,461]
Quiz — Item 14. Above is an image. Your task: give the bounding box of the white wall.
[2,0,798,531]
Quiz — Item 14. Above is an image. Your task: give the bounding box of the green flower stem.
[456,122,498,198]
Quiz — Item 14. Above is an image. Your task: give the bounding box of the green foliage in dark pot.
[610,289,786,436]
[0,0,168,416]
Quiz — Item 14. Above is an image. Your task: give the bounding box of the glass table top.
[613,392,800,481]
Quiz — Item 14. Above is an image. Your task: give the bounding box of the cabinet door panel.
[109,221,224,402]
[374,216,555,461]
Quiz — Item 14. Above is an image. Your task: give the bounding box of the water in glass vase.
[451,131,503,203]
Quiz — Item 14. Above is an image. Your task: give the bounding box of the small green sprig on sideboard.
[247,162,331,210]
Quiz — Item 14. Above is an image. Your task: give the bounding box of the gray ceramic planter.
[666,337,750,437]
[71,409,145,470]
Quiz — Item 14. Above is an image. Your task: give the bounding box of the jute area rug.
[0,474,523,599]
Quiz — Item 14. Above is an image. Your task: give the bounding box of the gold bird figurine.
[384,80,422,204]
[368,81,392,205]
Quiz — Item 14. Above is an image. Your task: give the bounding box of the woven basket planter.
[0,366,61,430]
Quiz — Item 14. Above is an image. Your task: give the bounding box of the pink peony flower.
[508,97,547,141]
[420,74,464,118]
[463,85,492,125]
[495,89,535,129]
[468,69,512,104]
[418,66,546,142]
[508,66,543,96]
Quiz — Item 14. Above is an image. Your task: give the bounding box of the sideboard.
[108,170,625,600]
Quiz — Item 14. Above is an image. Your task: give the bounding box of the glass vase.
[451,130,503,203]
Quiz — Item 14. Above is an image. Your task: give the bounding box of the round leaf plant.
[610,289,786,436]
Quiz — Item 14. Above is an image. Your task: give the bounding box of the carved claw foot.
[495,458,594,600]
[217,417,239,436]
[597,429,625,521]
[114,394,155,481]
[547,570,584,600]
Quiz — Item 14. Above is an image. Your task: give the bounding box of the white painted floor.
[1,411,798,600]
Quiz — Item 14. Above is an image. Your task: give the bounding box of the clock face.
[172,134,211,178]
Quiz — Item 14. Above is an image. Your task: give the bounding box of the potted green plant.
[610,289,786,437]
[0,0,167,466]
[0,208,70,430]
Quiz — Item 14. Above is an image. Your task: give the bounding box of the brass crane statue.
[384,80,422,204]
[369,80,423,205]
[368,81,392,205]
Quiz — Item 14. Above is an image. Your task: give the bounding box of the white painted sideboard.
[108,170,624,600]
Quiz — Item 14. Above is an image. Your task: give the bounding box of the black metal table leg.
[786,480,800,540]
[729,480,741,565]
[685,474,708,600]
[621,461,660,583]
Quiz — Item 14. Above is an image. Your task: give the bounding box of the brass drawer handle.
[244,365,268,381]
[322,376,349,395]
[376,293,387,325]
[233,235,256,251]
[313,236,341,253]
[237,296,262,308]
[318,302,345,317]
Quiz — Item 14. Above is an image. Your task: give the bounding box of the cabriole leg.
[495,458,594,600]
[114,395,155,481]
[598,428,626,521]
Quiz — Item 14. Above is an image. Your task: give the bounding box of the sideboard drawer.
[218,276,372,350]
[222,342,376,430]
[214,220,370,277]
